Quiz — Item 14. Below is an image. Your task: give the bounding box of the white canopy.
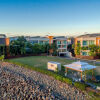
[64,61,96,72]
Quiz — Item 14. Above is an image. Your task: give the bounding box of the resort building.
[26,36,70,56]
[0,34,9,46]
[53,36,68,56]
[8,35,71,57]
[75,33,100,56]
[26,36,49,45]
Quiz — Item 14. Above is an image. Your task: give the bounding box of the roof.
[77,33,100,38]
[0,34,6,38]
[64,61,96,72]
[26,37,49,41]
[53,36,67,40]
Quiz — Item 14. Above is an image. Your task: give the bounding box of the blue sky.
[0,0,100,36]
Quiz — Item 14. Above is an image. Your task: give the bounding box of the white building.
[25,36,49,45]
[53,36,68,56]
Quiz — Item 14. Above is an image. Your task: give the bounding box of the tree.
[67,44,75,56]
[50,43,57,56]
[33,44,42,54]
[17,36,27,42]
[88,44,99,56]
[75,43,81,55]
[10,36,26,55]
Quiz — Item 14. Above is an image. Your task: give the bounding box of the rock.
[0,62,90,100]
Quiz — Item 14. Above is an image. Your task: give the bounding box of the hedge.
[74,82,87,91]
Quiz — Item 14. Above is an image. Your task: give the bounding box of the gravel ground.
[0,61,91,100]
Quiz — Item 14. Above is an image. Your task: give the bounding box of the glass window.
[62,45,66,48]
[63,40,66,44]
[83,41,88,46]
[39,41,43,45]
[58,45,61,48]
[31,40,38,44]
[45,41,49,44]
[62,49,66,52]
[57,41,61,44]
[89,40,94,45]
[77,41,80,44]
[82,52,88,56]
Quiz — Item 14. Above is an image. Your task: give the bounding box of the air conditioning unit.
[47,61,61,72]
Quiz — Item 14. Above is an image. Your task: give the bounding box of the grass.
[7,56,75,70]
[5,56,100,99]
[7,55,100,77]
[7,56,100,86]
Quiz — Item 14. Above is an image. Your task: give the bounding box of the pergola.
[64,61,96,81]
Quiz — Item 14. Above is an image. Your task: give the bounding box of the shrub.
[63,77,72,85]
[74,82,87,90]
[0,55,5,61]
[88,91,94,96]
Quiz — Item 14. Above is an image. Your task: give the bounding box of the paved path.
[0,61,91,100]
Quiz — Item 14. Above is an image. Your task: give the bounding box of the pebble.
[0,61,91,100]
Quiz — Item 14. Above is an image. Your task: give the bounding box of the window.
[83,41,88,46]
[45,41,49,44]
[58,45,61,48]
[31,40,38,44]
[39,41,43,45]
[89,40,94,45]
[58,49,62,52]
[62,49,66,52]
[63,40,66,44]
[82,52,88,56]
[57,41,61,44]
[62,45,66,48]
[77,41,80,44]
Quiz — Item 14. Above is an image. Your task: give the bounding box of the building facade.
[25,36,49,45]
[0,34,9,46]
[8,35,69,56]
[53,36,68,56]
[75,33,100,56]
[26,36,68,56]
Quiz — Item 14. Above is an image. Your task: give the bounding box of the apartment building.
[8,35,69,56]
[26,36,69,56]
[75,33,100,56]
[26,36,49,45]
[0,34,9,46]
[53,36,68,56]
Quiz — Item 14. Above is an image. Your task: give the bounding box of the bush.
[0,55,5,61]
[88,91,94,96]
[74,82,87,90]
[63,77,72,85]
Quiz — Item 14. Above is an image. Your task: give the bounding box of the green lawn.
[8,56,75,70]
[7,56,100,86]
[8,56,100,75]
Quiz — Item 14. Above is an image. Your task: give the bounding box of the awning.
[64,61,96,72]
